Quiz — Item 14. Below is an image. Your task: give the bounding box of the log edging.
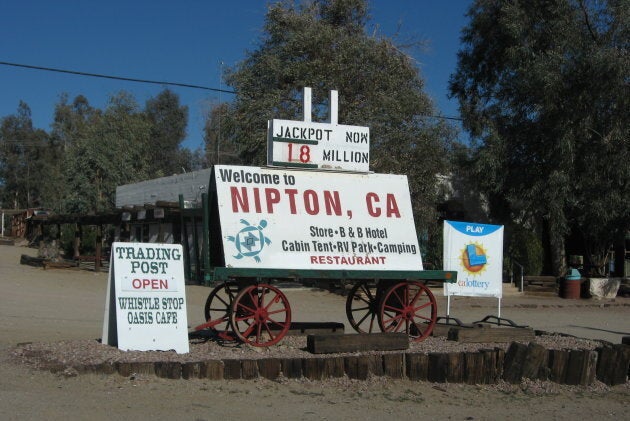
[39,341,629,386]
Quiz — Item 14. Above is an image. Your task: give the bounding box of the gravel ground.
[10,332,606,370]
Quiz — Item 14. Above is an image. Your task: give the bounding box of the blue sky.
[1,1,472,150]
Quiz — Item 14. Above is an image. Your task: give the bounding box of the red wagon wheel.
[229,284,291,347]
[378,281,437,341]
[345,281,382,333]
[202,281,240,332]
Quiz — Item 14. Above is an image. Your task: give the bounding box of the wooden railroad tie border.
[307,332,409,354]
[26,342,630,386]
[448,327,536,343]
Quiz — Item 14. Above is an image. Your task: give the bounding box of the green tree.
[145,89,189,177]
[45,94,99,213]
[204,102,242,165]
[0,102,49,209]
[178,147,207,172]
[216,0,454,235]
[64,92,151,213]
[51,94,96,153]
[449,0,629,276]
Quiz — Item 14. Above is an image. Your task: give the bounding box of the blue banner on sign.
[446,220,502,237]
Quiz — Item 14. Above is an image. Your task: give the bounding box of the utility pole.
[215,61,224,165]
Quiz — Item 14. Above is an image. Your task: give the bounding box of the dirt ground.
[1,244,628,420]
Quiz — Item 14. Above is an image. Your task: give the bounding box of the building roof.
[115,168,212,208]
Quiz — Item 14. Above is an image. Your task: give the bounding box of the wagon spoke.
[381,312,404,327]
[410,288,426,306]
[259,287,268,308]
[241,322,256,338]
[385,315,406,333]
[263,322,276,339]
[256,320,263,342]
[234,300,256,317]
[391,288,405,307]
[267,307,288,316]
[263,291,280,311]
[414,314,433,322]
[382,303,402,313]
[360,284,375,301]
[356,310,372,326]
[345,281,382,333]
[410,320,427,336]
[413,301,433,312]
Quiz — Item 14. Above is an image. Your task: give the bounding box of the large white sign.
[443,221,504,298]
[102,242,189,353]
[213,165,423,271]
[267,118,370,172]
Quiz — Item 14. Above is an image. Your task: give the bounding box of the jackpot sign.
[268,119,370,172]
[213,165,423,271]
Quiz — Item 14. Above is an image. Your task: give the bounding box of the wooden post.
[178,195,191,282]
[200,360,224,380]
[191,213,201,283]
[222,359,241,379]
[478,349,496,384]
[428,353,449,382]
[565,350,596,385]
[323,357,345,378]
[503,342,528,383]
[446,352,465,383]
[181,362,202,379]
[383,354,404,379]
[117,362,155,378]
[157,222,164,243]
[465,352,485,384]
[596,344,630,386]
[95,225,102,272]
[202,192,211,286]
[406,353,429,381]
[54,223,61,257]
[73,224,81,259]
[121,222,130,242]
[154,362,181,379]
[366,354,384,377]
[548,349,569,383]
[303,358,324,380]
[521,342,549,380]
[37,222,44,249]
[258,359,282,380]
[344,356,369,380]
[280,358,302,379]
[241,360,258,380]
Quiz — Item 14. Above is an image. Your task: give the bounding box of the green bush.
[57,224,98,257]
[508,226,544,276]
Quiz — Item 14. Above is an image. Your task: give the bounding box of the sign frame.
[210,164,424,272]
[102,242,189,353]
[442,220,505,320]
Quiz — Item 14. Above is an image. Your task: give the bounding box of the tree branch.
[578,0,599,44]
